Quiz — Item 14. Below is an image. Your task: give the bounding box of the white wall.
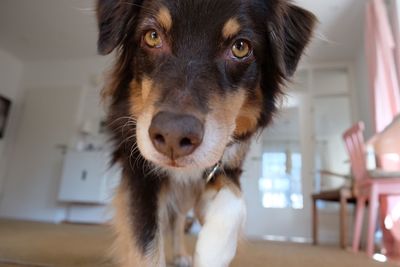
[21,57,111,89]
[0,87,83,222]
[354,42,374,139]
[0,56,114,223]
[0,50,24,199]
[22,56,112,150]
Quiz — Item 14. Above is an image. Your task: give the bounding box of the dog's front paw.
[174,255,192,267]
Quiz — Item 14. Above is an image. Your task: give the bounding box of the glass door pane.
[260,107,303,209]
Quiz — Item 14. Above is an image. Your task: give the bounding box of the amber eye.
[231,39,251,59]
[144,30,162,48]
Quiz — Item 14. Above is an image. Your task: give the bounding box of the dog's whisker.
[121,134,137,146]
[147,161,157,176]
[108,116,137,126]
[129,143,141,169]
[114,125,136,135]
[133,151,145,170]
[120,1,158,13]
[121,125,133,137]
[117,132,136,147]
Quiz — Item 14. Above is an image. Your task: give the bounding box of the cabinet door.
[58,151,107,203]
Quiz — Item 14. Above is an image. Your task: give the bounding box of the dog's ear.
[271,4,317,77]
[96,0,143,55]
[281,4,316,76]
[257,3,316,127]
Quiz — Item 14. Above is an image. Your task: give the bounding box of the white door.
[242,91,314,241]
[0,87,82,222]
[242,67,353,241]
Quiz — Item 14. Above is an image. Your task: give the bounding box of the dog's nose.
[149,112,204,159]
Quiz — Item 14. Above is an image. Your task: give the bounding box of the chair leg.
[367,187,379,257]
[352,197,366,252]
[340,193,348,249]
[312,197,318,245]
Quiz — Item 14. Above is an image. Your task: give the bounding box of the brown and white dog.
[96,0,316,266]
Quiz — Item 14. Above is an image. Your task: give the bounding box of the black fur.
[124,157,165,253]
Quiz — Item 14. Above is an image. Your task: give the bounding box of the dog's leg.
[112,176,166,267]
[172,212,192,267]
[169,181,202,267]
[194,176,246,267]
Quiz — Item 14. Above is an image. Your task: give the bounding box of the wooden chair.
[312,172,356,249]
[343,122,400,256]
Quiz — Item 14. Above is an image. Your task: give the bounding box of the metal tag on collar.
[206,161,222,183]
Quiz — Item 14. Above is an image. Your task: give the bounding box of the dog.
[96,0,316,266]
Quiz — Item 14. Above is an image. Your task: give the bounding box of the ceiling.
[0,0,366,62]
[297,0,366,64]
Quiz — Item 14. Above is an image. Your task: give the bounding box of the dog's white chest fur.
[167,168,205,183]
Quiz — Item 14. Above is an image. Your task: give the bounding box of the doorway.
[242,66,354,241]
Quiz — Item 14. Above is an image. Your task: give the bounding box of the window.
[259,151,303,209]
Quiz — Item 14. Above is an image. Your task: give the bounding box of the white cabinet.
[58,150,119,204]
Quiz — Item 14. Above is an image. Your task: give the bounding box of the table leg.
[312,197,318,245]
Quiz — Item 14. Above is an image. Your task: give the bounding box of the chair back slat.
[342,122,367,181]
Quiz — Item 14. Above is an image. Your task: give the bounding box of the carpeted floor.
[0,219,396,267]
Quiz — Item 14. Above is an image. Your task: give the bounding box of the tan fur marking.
[112,180,145,266]
[195,175,242,225]
[223,141,250,169]
[234,88,262,136]
[157,7,172,31]
[222,18,241,39]
[129,78,159,118]
[209,90,246,132]
[129,80,144,117]
[207,175,242,197]
[141,77,153,102]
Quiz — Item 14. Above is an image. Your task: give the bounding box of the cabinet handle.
[81,170,87,181]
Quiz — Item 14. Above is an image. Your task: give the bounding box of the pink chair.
[343,122,400,256]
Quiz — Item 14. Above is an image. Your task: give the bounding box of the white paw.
[174,255,192,267]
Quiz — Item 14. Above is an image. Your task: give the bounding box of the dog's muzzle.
[148,111,204,160]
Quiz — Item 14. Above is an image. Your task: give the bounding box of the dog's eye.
[144,30,162,48]
[231,39,251,59]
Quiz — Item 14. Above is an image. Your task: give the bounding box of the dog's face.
[97,0,315,171]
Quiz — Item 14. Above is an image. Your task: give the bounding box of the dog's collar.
[204,142,235,183]
[205,161,222,183]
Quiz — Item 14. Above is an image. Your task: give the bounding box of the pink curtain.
[366,0,400,133]
[392,0,400,80]
[367,3,400,257]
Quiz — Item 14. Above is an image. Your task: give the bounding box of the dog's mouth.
[167,161,184,168]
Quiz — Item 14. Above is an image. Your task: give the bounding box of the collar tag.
[205,161,222,183]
